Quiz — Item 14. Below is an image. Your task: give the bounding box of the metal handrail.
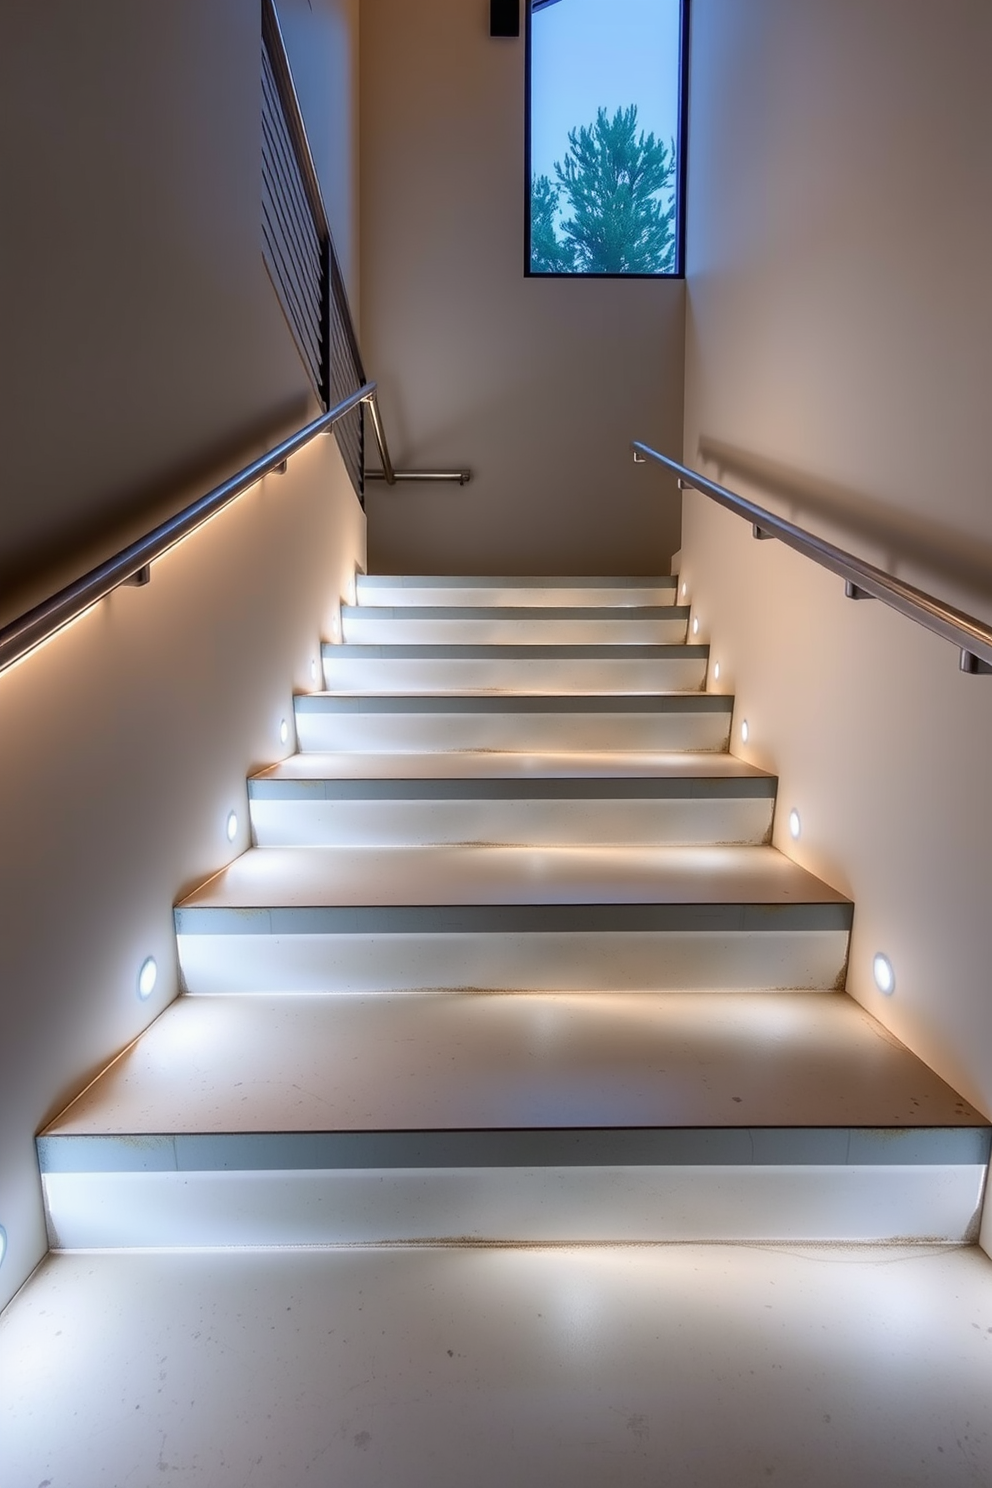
[0,384,379,679]
[633,441,992,675]
[365,469,472,487]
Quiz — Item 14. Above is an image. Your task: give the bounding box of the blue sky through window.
[529,0,684,275]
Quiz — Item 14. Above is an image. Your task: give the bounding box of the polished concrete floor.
[4,1242,992,1487]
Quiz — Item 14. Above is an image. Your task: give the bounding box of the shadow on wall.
[0,394,314,632]
[697,436,992,618]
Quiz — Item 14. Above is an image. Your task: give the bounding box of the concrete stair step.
[8,1246,992,1485]
[355,573,680,607]
[39,991,988,1246]
[321,642,709,694]
[248,751,776,845]
[340,604,690,645]
[294,691,733,752]
[174,843,851,993]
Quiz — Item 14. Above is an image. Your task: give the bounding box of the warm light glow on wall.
[741,719,749,744]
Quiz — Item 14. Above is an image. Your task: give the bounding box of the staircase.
[10,574,992,1485]
[38,574,988,1248]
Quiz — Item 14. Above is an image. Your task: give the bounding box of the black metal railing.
[261,0,366,498]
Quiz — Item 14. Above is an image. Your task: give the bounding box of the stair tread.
[297,691,731,709]
[177,844,848,911]
[42,992,985,1139]
[325,642,707,658]
[341,605,687,621]
[253,750,772,784]
[358,574,677,588]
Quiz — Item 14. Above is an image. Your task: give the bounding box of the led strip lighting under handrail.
[0,384,380,679]
[633,440,992,675]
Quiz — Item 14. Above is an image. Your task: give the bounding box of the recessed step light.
[713,662,721,682]
[741,719,749,744]
[226,811,239,843]
[279,718,289,746]
[873,953,896,995]
[137,956,158,1001]
[789,809,802,840]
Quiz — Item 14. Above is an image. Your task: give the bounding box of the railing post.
[364,391,397,486]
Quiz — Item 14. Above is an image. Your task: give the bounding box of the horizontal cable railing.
[262,0,469,499]
[0,385,373,679]
[633,441,992,675]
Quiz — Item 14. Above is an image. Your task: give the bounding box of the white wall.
[681,1,992,1132]
[359,0,685,577]
[0,1,364,1308]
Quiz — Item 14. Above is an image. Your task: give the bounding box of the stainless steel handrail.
[361,378,470,486]
[365,469,472,487]
[0,384,379,679]
[633,440,992,674]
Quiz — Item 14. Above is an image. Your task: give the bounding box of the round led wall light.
[788,808,802,840]
[226,810,239,842]
[279,718,289,746]
[713,662,721,682]
[138,956,158,1000]
[873,953,896,996]
[681,581,687,597]
[741,719,750,744]
[692,616,700,636]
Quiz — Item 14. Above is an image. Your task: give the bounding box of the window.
[527,0,689,277]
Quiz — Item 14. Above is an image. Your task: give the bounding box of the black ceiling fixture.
[490,0,519,36]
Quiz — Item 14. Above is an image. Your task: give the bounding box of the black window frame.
[524,0,691,280]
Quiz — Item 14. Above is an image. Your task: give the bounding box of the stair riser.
[323,656,707,694]
[295,710,731,754]
[43,1165,984,1248]
[341,617,689,645]
[248,798,774,848]
[356,580,679,608]
[177,930,849,994]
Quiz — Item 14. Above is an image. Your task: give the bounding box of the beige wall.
[681,2,992,1133]
[0,2,364,1307]
[359,0,685,577]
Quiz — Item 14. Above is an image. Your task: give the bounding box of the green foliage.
[530,174,576,273]
[531,104,677,276]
